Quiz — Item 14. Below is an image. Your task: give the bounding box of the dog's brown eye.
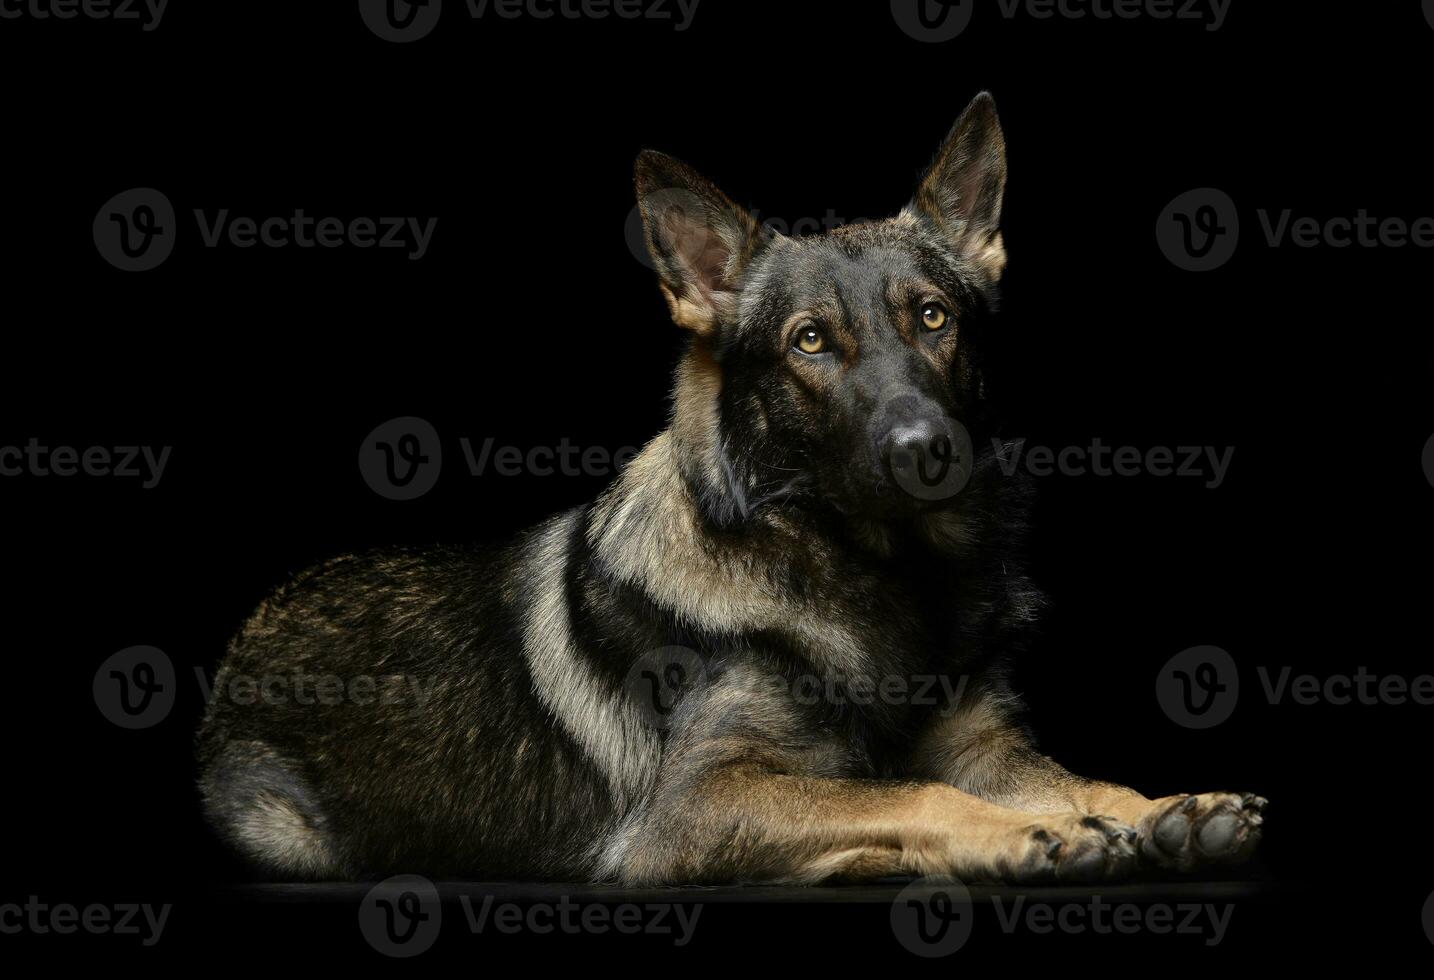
[921,303,949,331]
[795,326,826,355]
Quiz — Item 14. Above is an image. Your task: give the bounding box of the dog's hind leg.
[199,740,348,879]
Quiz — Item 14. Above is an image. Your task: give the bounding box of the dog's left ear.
[906,91,1008,280]
[635,150,765,337]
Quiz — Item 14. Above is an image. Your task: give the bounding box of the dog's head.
[635,93,1007,523]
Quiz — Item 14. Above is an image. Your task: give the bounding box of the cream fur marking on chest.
[517,512,662,805]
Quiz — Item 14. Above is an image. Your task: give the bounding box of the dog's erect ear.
[635,150,765,336]
[907,92,1008,279]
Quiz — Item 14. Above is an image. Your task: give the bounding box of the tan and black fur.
[196,93,1265,884]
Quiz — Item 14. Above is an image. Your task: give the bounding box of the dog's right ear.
[635,151,765,337]
[906,92,1008,280]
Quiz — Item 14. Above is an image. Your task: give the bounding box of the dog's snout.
[884,420,953,476]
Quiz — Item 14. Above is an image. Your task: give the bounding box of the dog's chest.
[784,555,980,724]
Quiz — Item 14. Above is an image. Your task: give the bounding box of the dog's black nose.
[884,421,953,477]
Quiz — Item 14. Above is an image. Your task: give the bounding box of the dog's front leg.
[600,663,1138,885]
[911,689,1265,872]
[608,764,1144,886]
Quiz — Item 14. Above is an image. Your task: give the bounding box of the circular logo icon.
[891,0,973,42]
[359,875,442,957]
[93,646,177,729]
[625,202,657,270]
[93,188,176,272]
[622,646,708,731]
[1157,188,1239,272]
[889,417,975,503]
[359,0,442,42]
[1423,434,1434,488]
[891,877,973,957]
[359,417,442,501]
[1156,645,1240,730]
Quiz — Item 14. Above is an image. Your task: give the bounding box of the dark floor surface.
[220,877,1269,905]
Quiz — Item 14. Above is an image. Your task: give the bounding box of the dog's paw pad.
[1151,798,1195,855]
[1141,792,1265,870]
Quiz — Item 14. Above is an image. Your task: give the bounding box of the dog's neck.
[584,341,1002,665]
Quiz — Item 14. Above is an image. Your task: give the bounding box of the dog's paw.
[1010,813,1139,883]
[1138,792,1266,871]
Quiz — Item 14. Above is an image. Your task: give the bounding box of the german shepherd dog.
[197,93,1265,885]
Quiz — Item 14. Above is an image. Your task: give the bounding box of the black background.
[2,0,1432,964]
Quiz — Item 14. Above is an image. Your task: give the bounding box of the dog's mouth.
[738,441,975,524]
[820,470,966,523]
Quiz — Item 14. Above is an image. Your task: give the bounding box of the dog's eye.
[795,326,827,355]
[921,303,949,331]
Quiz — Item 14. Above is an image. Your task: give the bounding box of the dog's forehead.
[741,220,930,317]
